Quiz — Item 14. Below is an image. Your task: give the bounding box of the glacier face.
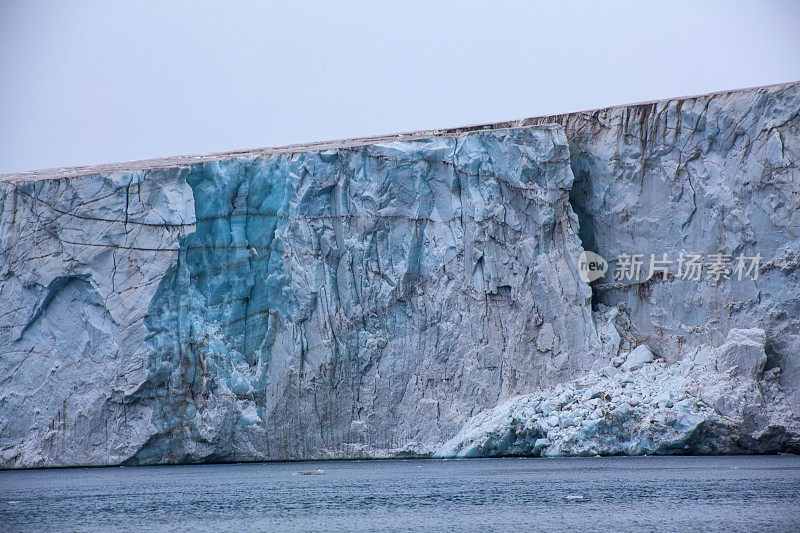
[1,126,599,467]
[0,168,195,466]
[534,82,800,410]
[1,83,798,468]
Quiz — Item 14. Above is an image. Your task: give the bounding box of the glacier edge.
[1,81,800,467]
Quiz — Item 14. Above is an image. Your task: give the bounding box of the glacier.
[1,82,799,467]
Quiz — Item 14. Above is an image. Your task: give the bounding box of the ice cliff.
[1,82,799,467]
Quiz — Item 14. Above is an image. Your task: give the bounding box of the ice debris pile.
[438,327,799,457]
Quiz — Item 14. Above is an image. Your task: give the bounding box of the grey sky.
[1,0,799,174]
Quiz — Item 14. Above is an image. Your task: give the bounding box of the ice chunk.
[714,328,767,380]
[622,345,654,371]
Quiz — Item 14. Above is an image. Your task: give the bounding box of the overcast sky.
[1,0,799,174]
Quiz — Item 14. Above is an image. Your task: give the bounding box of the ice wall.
[1,82,798,467]
[0,126,596,467]
[535,82,800,410]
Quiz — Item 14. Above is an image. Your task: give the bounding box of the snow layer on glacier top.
[2,81,796,183]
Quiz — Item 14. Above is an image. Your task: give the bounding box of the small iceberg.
[292,469,326,476]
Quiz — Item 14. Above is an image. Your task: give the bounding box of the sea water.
[2,456,799,532]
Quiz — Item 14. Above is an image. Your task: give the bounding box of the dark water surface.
[1,456,799,532]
